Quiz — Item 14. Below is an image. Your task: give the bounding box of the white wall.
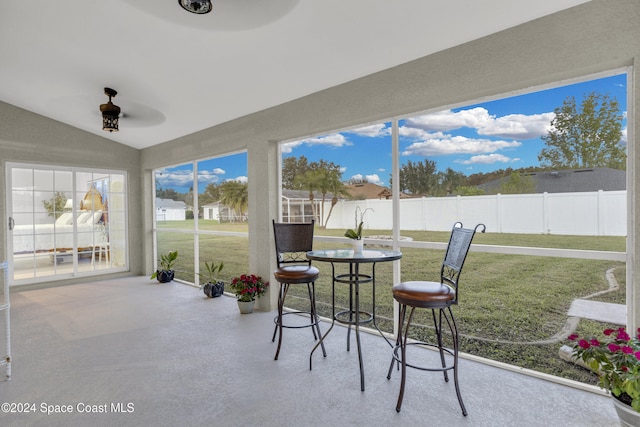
[324,190,627,236]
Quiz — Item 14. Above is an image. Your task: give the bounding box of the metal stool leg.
[309,282,326,357]
[273,283,288,360]
[444,307,467,416]
[433,309,449,382]
[396,304,414,412]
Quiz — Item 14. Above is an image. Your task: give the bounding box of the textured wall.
[0,103,143,285]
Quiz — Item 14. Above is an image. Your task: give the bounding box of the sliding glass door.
[6,163,128,285]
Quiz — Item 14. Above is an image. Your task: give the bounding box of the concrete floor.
[0,277,621,426]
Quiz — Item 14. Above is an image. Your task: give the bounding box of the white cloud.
[477,112,554,139]
[405,107,493,132]
[348,124,390,137]
[280,139,304,154]
[457,153,520,165]
[366,174,382,185]
[304,133,351,147]
[403,108,554,140]
[399,126,445,140]
[349,173,384,186]
[156,169,193,188]
[401,135,521,157]
[226,176,248,183]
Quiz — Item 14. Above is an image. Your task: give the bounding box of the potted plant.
[344,206,373,253]
[198,260,225,298]
[568,327,640,425]
[150,250,178,283]
[228,274,269,313]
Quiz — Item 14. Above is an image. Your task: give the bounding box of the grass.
[155,220,626,386]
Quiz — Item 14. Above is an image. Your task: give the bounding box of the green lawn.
[156,220,625,386]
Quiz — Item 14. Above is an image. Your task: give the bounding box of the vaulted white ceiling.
[0,0,590,149]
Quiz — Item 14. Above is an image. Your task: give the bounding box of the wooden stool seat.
[392,281,455,308]
[274,265,319,284]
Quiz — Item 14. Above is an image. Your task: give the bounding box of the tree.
[156,187,182,201]
[294,169,322,222]
[290,158,344,223]
[219,181,248,222]
[282,156,311,189]
[538,92,625,170]
[433,168,467,196]
[498,171,536,194]
[43,191,68,219]
[199,183,221,207]
[398,159,437,195]
[316,169,350,228]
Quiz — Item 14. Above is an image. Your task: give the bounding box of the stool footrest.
[391,342,455,372]
[335,309,373,326]
[274,311,321,329]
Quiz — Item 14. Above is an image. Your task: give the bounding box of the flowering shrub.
[569,327,640,412]
[229,274,269,302]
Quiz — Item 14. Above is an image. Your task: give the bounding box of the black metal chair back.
[273,220,315,268]
[271,219,325,360]
[441,222,486,304]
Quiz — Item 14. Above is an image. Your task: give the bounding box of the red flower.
[568,334,579,341]
[578,339,591,349]
[617,329,631,342]
[608,343,621,352]
[603,328,615,336]
[623,346,634,355]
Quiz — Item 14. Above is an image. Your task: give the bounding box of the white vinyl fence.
[322,190,626,236]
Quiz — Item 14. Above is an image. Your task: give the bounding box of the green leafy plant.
[150,250,178,279]
[43,191,69,219]
[344,206,373,240]
[196,260,224,286]
[568,327,640,411]
[228,274,269,302]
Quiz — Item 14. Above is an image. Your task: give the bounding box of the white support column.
[392,119,401,338]
[627,67,638,330]
[248,141,279,312]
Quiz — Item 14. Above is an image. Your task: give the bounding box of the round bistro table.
[307,248,402,391]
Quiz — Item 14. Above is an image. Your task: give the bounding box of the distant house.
[281,189,324,223]
[345,183,408,200]
[155,198,187,221]
[202,202,237,222]
[478,168,626,194]
[202,202,220,222]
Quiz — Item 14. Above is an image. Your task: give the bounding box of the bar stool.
[272,220,326,361]
[388,222,485,415]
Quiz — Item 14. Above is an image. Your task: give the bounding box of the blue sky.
[157,73,627,193]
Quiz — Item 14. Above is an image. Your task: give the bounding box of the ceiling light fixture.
[100,87,121,132]
[178,0,212,14]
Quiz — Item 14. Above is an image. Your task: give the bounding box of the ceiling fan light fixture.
[178,0,212,14]
[100,87,121,133]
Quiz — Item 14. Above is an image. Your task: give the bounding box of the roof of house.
[155,198,187,209]
[281,189,328,200]
[478,168,626,194]
[345,183,409,200]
